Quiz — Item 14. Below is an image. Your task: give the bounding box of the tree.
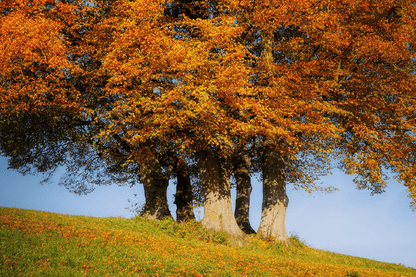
[233,146,256,234]
[173,157,196,222]
[1,0,415,246]
[0,0,190,220]
[228,0,416,244]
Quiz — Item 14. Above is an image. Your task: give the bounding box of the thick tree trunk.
[257,148,292,246]
[256,28,292,245]
[195,150,247,246]
[234,151,256,234]
[138,154,172,220]
[175,160,195,222]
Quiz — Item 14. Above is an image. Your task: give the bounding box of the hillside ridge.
[1,207,415,276]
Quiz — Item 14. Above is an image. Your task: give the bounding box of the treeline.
[1,0,415,245]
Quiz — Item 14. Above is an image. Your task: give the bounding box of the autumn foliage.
[1,0,415,243]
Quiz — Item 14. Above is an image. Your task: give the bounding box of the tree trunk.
[138,154,172,220]
[195,149,247,246]
[175,160,195,222]
[257,148,292,246]
[255,28,292,245]
[234,151,256,234]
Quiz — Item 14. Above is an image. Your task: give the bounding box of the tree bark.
[195,149,247,246]
[255,27,292,245]
[234,151,256,234]
[175,159,195,222]
[138,154,172,220]
[257,147,292,246]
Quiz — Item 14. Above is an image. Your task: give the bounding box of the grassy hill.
[1,207,415,276]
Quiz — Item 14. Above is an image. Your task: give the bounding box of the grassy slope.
[1,207,415,277]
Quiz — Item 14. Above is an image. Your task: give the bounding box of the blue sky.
[1,155,415,269]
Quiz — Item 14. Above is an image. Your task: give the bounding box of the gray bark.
[195,149,247,246]
[255,28,292,245]
[257,147,292,246]
[175,160,195,222]
[234,151,256,234]
[138,154,172,220]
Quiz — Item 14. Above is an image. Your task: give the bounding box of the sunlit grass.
[1,207,415,276]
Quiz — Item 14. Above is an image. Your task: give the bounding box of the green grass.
[1,207,415,276]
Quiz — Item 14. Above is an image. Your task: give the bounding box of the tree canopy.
[1,0,415,244]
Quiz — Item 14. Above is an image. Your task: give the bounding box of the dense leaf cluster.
[1,0,415,243]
